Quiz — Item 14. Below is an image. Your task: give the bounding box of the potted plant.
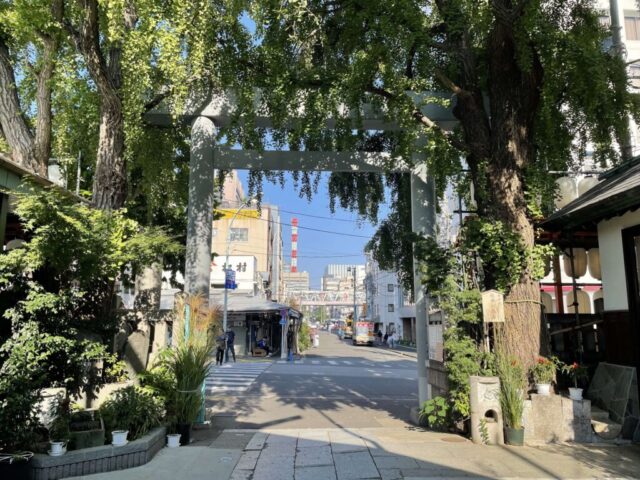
[166,432,181,448]
[48,404,70,456]
[561,362,589,400]
[99,386,162,446]
[497,354,526,446]
[170,341,213,445]
[529,357,557,395]
[169,296,218,445]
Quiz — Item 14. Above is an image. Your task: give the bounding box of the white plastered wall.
[597,209,640,311]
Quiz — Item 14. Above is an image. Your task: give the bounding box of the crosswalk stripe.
[328,360,337,365]
[206,362,271,393]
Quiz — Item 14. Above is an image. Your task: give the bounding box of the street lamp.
[222,197,255,333]
[347,266,358,323]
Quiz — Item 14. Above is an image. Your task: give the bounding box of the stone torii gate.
[146,91,456,405]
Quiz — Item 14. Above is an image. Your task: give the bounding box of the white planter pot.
[536,383,551,396]
[568,387,583,401]
[48,441,66,456]
[112,430,129,446]
[167,434,181,448]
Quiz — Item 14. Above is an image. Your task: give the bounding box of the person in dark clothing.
[286,328,294,356]
[377,330,383,345]
[225,329,236,363]
[215,335,226,366]
[383,332,389,346]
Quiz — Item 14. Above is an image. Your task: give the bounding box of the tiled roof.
[541,157,640,230]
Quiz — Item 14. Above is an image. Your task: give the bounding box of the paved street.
[207,332,418,430]
[71,332,640,479]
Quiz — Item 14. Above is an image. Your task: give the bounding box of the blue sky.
[238,171,389,289]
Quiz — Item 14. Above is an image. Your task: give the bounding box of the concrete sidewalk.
[68,427,640,479]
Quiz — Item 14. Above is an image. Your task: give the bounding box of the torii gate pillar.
[184,116,216,301]
[411,163,436,405]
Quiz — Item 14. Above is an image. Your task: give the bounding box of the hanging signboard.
[224,269,237,289]
[481,290,505,323]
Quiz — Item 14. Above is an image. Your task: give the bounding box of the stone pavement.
[68,427,640,479]
[228,427,640,480]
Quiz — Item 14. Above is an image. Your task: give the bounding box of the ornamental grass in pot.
[167,336,214,445]
[165,295,219,445]
[496,353,526,446]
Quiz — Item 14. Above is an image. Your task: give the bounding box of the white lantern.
[540,292,555,314]
[563,248,587,278]
[578,176,599,196]
[555,177,578,209]
[587,248,601,280]
[566,290,592,314]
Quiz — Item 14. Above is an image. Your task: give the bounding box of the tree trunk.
[32,36,56,177]
[484,9,546,371]
[92,97,126,209]
[67,0,130,209]
[0,37,37,172]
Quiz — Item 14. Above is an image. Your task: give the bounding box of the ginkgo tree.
[247,0,639,367]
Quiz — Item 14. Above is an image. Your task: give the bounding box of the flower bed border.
[29,426,166,480]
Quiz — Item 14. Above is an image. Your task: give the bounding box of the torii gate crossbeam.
[146,91,454,405]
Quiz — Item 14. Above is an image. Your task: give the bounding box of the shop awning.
[224,295,302,318]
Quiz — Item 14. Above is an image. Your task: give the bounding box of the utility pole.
[222,198,254,333]
[610,0,634,161]
[348,266,358,323]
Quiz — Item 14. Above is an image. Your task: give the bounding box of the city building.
[282,268,310,296]
[211,192,283,301]
[322,264,365,292]
[364,254,415,341]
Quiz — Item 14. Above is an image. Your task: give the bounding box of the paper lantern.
[587,248,601,280]
[563,248,587,278]
[578,176,599,196]
[555,177,578,209]
[566,290,591,314]
[540,292,555,314]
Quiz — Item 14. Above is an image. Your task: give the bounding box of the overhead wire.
[222,199,367,224]
[221,209,372,239]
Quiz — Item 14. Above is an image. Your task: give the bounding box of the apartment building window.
[625,14,640,40]
[230,228,248,241]
[387,283,394,292]
[599,15,611,27]
[388,304,394,313]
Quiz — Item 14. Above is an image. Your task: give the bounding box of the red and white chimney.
[291,218,298,273]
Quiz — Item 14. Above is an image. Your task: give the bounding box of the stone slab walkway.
[68,427,640,479]
[229,427,640,480]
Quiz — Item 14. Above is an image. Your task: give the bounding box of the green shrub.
[298,322,312,352]
[419,396,449,431]
[99,386,162,441]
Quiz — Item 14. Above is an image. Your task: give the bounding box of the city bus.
[352,320,374,346]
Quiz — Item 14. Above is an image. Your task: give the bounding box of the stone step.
[591,418,622,440]
[591,406,610,422]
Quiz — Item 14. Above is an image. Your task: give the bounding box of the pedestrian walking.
[225,329,236,363]
[215,334,226,366]
[383,332,389,347]
[377,330,383,345]
[390,331,399,349]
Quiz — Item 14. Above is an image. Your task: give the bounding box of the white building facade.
[364,254,415,342]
